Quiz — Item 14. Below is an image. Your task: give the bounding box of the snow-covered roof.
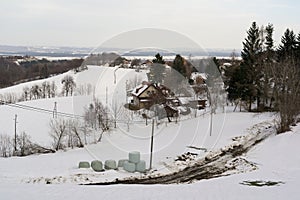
[131,84,149,97]
[223,62,232,67]
[140,99,152,102]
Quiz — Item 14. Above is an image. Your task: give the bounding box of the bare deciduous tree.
[67,119,84,148]
[16,131,33,156]
[41,81,51,99]
[50,81,57,98]
[22,86,30,101]
[30,84,41,99]
[49,119,67,150]
[61,75,76,96]
[0,134,13,157]
[2,92,18,103]
[84,98,111,142]
[265,56,300,133]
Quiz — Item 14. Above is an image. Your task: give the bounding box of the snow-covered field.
[0,66,299,199]
[0,114,299,200]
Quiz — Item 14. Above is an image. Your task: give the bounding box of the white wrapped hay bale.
[104,160,117,170]
[78,161,90,169]
[136,160,146,173]
[91,160,103,172]
[118,159,129,168]
[129,151,140,163]
[124,161,136,173]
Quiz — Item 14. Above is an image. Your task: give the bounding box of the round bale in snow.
[129,151,140,163]
[105,160,117,170]
[91,160,103,172]
[118,159,129,168]
[124,161,136,173]
[136,160,146,173]
[79,161,90,169]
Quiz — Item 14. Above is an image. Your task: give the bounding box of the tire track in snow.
[85,121,276,185]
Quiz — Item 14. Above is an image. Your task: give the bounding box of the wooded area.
[0,56,83,88]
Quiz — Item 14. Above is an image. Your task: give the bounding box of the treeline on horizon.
[0,57,83,88]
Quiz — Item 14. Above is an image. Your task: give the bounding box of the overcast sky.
[1,0,299,49]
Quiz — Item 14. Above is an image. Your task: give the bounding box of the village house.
[131,82,168,109]
[130,82,180,121]
[131,80,207,110]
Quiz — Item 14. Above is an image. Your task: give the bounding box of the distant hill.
[0,45,240,58]
[0,45,90,57]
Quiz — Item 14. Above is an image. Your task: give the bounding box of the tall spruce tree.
[241,22,261,65]
[260,23,275,111]
[278,29,297,58]
[265,24,274,52]
[240,21,262,111]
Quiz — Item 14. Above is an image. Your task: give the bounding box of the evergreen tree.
[226,65,247,105]
[296,33,300,56]
[148,53,165,83]
[241,22,261,65]
[261,23,275,111]
[240,21,262,111]
[278,29,297,58]
[205,57,221,87]
[152,53,165,64]
[265,24,274,52]
[173,54,186,78]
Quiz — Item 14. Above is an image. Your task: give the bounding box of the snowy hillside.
[0,65,299,199]
[0,66,148,146]
[0,65,148,101]
[0,112,299,200]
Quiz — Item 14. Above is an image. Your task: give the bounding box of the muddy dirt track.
[85,123,274,185]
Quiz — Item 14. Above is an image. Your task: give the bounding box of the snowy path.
[86,121,276,185]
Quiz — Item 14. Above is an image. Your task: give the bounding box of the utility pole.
[208,88,213,137]
[125,80,128,103]
[209,110,213,136]
[149,119,155,170]
[106,87,108,106]
[114,66,120,84]
[105,87,108,128]
[14,114,18,152]
[84,123,87,145]
[114,71,116,84]
[53,102,57,119]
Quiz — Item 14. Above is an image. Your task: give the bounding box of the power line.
[0,100,84,119]
[1,98,211,126]
[0,99,148,124]
[1,100,211,125]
